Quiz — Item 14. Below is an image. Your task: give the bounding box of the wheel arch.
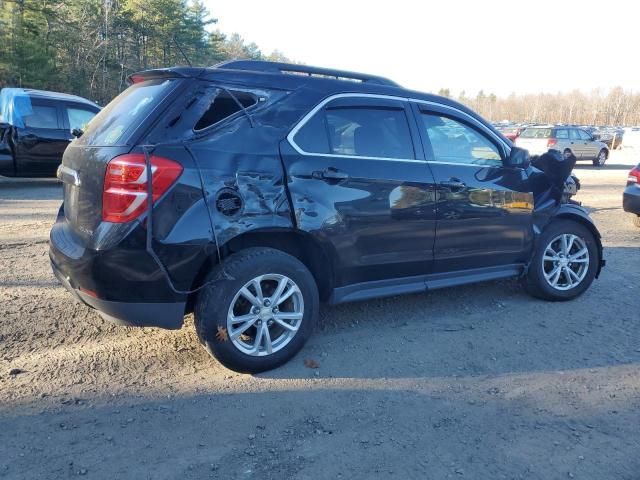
[552,207,604,278]
[187,228,336,312]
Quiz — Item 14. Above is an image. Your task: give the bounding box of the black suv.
[0,88,100,177]
[49,61,604,372]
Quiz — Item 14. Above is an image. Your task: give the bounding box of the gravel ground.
[1,151,639,479]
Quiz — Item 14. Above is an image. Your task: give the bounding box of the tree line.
[1,0,637,126]
[438,87,640,127]
[0,0,289,105]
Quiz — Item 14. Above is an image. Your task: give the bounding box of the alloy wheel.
[226,274,304,356]
[541,234,590,291]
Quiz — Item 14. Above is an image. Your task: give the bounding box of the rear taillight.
[628,167,640,185]
[547,138,557,148]
[102,154,182,223]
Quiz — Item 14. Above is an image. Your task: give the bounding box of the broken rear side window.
[194,90,257,131]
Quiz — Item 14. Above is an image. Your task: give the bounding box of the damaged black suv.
[50,61,604,372]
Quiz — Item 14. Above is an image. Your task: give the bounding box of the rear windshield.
[77,78,178,146]
[520,128,551,139]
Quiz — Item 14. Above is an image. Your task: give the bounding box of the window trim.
[288,93,509,164]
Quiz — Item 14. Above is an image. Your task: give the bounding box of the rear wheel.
[523,220,599,301]
[194,248,319,373]
[593,149,607,167]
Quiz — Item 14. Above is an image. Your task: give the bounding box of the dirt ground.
[1,151,639,480]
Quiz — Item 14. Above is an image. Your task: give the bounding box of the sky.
[203,0,639,98]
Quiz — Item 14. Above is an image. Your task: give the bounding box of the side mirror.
[506,146,530,168]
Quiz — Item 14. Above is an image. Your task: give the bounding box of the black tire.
[523,220,599,301]
[593,149,607,167]
[194,247,319,373]
[633,215,640,228]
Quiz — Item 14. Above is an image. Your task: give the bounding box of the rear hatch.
[515,127,553,155]
[60,77,184,246]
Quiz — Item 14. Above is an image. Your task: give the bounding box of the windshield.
[520,128,551,139]
[77,78,178,146]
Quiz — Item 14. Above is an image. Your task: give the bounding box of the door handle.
[313,167,349,181]
[440,178,466,190]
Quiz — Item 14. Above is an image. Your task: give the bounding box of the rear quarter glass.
[76,78,181,147]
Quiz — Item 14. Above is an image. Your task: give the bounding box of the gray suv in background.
[515,126,609,166]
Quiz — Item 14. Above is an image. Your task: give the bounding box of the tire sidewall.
[527,220,599,301]
[195,248,319,373]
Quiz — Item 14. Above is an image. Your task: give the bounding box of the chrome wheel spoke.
[273,317,299,332]
[253,323,272,355]
[567,267,580,282]
[561,234,569,255]
[240,287,262,308]
[274,311,303,321]
[569,247,588,260]
[252,322,265,353]
[566,235,575,254]
[252,278,265,303]
[230,313,258,324]
[276,285,298,306]
[230,317,258,340]
[270,276,289,305]
[564,267,574,287]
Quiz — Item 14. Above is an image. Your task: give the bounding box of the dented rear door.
[280,95,436,287]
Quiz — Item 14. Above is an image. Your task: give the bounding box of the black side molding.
[329,264,525,304]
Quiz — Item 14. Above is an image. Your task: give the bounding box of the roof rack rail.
[214,60,399,87]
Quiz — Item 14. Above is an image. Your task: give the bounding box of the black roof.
[20,88,99,108]
[131,61,494,130]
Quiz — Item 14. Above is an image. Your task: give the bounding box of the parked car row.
[494,122,637,151]
[0,88,100,177]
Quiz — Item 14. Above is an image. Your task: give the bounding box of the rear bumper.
[49,211,187,330]
[623,186,640,214]
[51,260,185,328]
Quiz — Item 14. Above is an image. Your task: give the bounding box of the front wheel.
[523,220,599,301]
[194,248,319,373]
[593,149,607,167]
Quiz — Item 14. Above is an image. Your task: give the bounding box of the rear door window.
[77,78,179,146]
[294,103,414,159]
[22,104,60,129]
[555,129,569,139]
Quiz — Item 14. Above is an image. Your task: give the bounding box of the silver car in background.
[515,126,609,166]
